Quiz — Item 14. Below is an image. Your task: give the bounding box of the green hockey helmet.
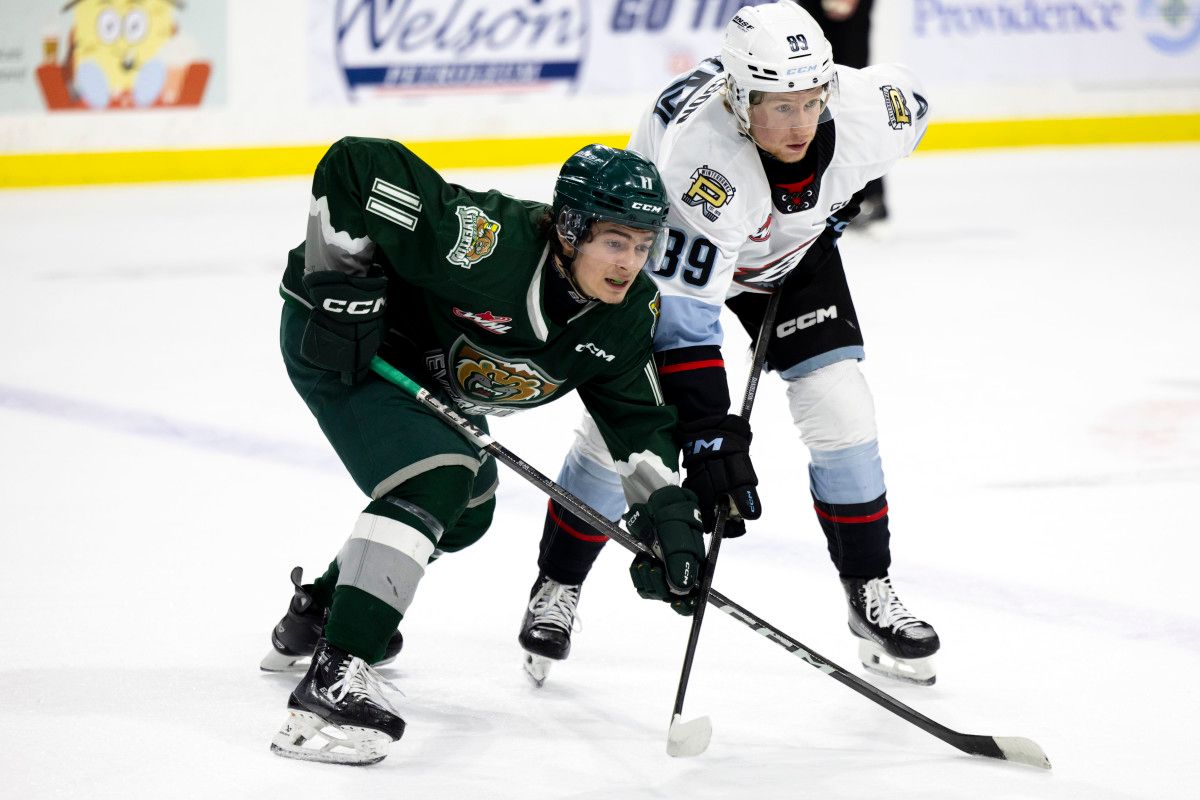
[552,144,670,270]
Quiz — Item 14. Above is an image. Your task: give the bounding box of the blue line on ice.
[0,383,339,473]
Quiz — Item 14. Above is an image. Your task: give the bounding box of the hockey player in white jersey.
[519,1,940,686]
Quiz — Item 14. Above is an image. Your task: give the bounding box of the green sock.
[310,559,339,609]
[324,585,402,664]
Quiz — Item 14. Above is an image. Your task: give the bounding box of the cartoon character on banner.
[37,0,211,110]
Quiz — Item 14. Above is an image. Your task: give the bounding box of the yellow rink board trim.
[2,113,1198,188]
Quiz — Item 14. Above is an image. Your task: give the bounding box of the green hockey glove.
[624,486,705,617]
[300,270,387,385]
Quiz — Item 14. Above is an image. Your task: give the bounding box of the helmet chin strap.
[552,249,597,304]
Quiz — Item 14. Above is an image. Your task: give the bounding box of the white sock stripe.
[350,513,435,566]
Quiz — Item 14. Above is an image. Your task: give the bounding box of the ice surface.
[2,144,1198,798]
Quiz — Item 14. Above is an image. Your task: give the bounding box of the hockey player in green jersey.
[264,138,706,765]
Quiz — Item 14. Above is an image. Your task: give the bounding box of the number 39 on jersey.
[652,229,717,288]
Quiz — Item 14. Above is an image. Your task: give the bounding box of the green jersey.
[280,137,679,505]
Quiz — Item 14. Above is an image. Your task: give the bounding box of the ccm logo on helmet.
[321,298,386,315]
[631,202,664,213]
[777,306,837,337]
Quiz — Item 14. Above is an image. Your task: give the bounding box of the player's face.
[748,86,828,163]
[567,222,657,304]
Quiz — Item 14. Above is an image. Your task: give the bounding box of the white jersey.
[630,61,929,352]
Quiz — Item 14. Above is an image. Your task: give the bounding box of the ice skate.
[270,638,405,765]
[260,566,403,671]
[842,576,940,686]
[518,574,581,686]
[854,194,889,228]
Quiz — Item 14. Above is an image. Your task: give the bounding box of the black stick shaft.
[671,288,782,720]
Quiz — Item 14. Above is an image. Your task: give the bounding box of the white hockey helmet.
[721,2,838,134]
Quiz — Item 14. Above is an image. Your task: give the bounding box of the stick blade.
[666,713,712,758]
[994,736,1052,770]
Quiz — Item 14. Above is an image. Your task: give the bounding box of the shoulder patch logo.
[447,206,502,269]
[880,85,912,130]
[683,165,735,222]
[648,292,661,337]
[914,91,929,120]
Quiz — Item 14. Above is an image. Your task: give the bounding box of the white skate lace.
[863,577,923,635]
[330,656,402,714]
[527,580,582,635]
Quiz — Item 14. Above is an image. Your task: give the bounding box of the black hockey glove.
[625,486,706,617]
[300,270,387,385]
[678,414,761,537]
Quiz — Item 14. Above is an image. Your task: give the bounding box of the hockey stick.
[367,356,1051,770]
[666,287,782,758]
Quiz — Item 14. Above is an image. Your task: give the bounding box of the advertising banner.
[0,0,227,115]
[310,0,1199,107]
[307,0,764,105]
[900,0,1200,85]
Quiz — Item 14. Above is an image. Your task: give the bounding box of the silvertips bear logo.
[452,338,563,407]
[447,206,502,269]
[334,0,587,98]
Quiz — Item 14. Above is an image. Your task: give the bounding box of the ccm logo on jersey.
[683,166,735,222]
[575,342,616,362]
[880,85,911,130]
[776,306,837,337]
[321,298,385,315]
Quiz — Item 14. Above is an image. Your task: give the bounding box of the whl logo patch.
[447,206,501,269]
[452,337,563,406]
[454,307,513,334]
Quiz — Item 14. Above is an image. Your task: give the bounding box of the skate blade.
[269,710,391,766]
[259,649,307,672]
[666,713,712,758]
[523,653,552,687]
[858,640,936,685]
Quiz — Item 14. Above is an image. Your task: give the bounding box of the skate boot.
[260,567,404,671]
[518,573,581,686]
[855,195,889,227]
[842,575,940,686]
[271,638,405,765]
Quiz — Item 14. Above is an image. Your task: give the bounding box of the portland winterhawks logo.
[683,166,735,222]
[880,85,911,130]
[447,206,502,269]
